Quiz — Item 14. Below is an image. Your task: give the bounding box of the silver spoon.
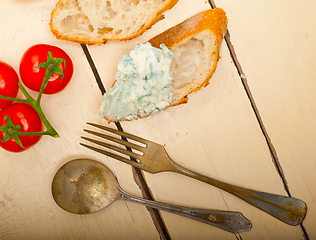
[52,158,252,234]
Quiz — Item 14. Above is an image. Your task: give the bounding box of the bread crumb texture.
[99,8,228,122]
[50,0,179,44]
[149,8,228,107]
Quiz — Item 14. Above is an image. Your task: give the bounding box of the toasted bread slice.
[99,8,228,122]
[50,0,179,45]
[149,7,228,107]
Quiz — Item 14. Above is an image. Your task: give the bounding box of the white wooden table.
[0,0,315,239]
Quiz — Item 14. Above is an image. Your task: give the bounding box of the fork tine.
[80,143,141,168]
[83,129,145,152]
[81,136,143,160]
[87,122,150,144]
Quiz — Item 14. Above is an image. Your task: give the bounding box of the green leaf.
[53,58,64,67]
[13,124,21,131]
[53,67,64,80]
[38,62,49,69]
[4,115,14,127]
[12,134,24,148]
[0,125,9,132]
[3,132,12,142]
[0,115,24,147]
[47,51,54,63]
[52,58,66,81]
[37,51,67,82]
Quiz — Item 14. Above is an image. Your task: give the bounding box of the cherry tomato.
[0,103,43,152]
[19,44,74,94]
[0,61,19,109]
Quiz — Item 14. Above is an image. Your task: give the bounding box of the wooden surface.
[0,0,315,239]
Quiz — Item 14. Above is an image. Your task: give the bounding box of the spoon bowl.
[52,158,252,233]
[52,158,119,214]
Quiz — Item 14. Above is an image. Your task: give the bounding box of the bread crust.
[50,0,179,45]
[101,8,228,123]
[149,8,228,107]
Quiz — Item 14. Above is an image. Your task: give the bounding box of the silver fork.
[80,122,307,226]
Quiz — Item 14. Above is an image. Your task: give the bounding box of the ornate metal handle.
[119,188,252,234]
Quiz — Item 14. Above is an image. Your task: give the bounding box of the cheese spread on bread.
[99,42,173,121]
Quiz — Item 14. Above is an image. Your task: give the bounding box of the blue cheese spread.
[99,42,173,121]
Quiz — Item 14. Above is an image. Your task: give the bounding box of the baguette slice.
[149,7,228,107]
[100,8,228,122]
[50,0,179,45]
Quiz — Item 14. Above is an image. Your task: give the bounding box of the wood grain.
[87,0,309,239]
[216,0,315,238]
[0,1,160,239]
[0,0,314,239]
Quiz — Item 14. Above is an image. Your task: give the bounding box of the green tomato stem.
[0,95,28,103]
[37,63,54,103]
[26,97,59,138]
[0,63,59,139]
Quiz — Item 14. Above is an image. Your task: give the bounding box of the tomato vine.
[0,50,68,150]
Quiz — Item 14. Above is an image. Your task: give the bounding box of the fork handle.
[172,163,307,226]
[118,189,252,234]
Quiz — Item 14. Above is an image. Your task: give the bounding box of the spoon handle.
[172,161,307,226]
[118,189,252,234]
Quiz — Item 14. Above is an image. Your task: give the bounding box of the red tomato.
[19,44,74,94]
[0,61,19,109]
[0,103,43,152]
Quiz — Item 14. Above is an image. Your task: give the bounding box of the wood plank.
[0,1,160,239]
[0,0,312,239]
[87,0,306,239]
[215,0,316,238]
